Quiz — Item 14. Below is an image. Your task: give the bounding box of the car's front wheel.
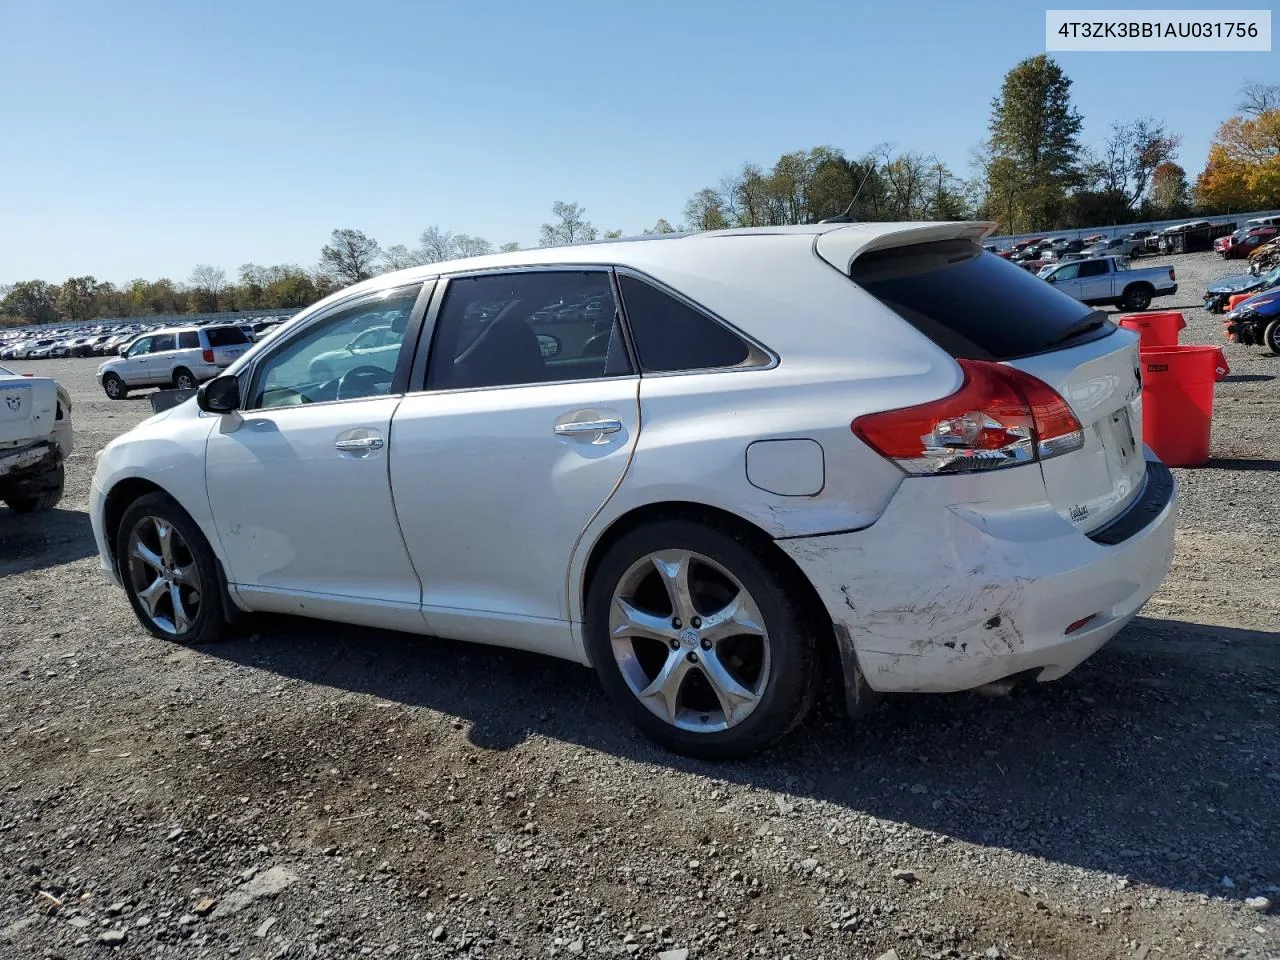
[102,373,126,400]
[1264,319,1280,356]
[586,520,818,760]
[117,492,229,645]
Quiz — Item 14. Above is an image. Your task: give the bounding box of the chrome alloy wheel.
[126,515,203,635]
[609,549,771,733]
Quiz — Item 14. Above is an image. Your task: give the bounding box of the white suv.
[97,325,252,399]
[89,223,1176,759]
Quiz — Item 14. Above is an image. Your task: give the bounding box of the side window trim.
[239,280,434,412]
[408,265,636,394]
[613,267,778,376]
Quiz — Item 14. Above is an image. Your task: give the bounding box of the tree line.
[4,60,1277,327]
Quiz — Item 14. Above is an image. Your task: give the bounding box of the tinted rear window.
[205,326,249,347]
[849,239,1110,361]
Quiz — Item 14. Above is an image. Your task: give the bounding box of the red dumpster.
[1139,345,1229,467]
[1118,311,1186,348]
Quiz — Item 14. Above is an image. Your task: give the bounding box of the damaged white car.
[0,364,72,512]
[89,224,1176,759]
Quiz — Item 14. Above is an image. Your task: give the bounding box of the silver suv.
[98,325,252,399]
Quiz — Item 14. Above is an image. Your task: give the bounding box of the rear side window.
[617,275,751,372]
[151,334,176,352]
[205,326,249,347]
[849,239,1108,361]
[178,331,199,349]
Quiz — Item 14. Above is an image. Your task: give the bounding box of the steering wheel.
[337,364,393,400]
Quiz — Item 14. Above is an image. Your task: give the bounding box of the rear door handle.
[335,436,385,453]
[554,418,622,436]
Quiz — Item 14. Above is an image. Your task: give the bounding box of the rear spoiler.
[814,221,997,274]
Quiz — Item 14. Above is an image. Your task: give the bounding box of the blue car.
[1223,288,1280,353]
[1203,265,1280,313]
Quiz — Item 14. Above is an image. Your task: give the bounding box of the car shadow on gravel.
[0,508,97,575]
[1204,457,1280,471]
[202,612,1279,900]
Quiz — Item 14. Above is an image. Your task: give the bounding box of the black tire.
[585,520,819,760]
[3,463,65,513]
[116,491,229,645]
[103,373,127,400]
[1122,284,1153,312]
[1265,319,1280,356]
[173,368,197,390]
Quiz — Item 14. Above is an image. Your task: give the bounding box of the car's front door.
[204,283,432,631]
[389,269,640,657]
[118,336,154,384]
[1047,262,1081,299]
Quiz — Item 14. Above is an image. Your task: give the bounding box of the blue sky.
[0,0,1272,285]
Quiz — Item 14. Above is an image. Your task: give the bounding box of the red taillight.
[202,348,215,364]
[1169,268,1176,281]
[852,359,1085,475]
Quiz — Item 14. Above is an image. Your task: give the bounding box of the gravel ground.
[2,252,1277,960]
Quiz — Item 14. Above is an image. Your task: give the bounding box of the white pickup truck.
[0,365,72,512]
[1039,256,1178,312]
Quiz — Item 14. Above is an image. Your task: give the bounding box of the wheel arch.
[576,499,839,675]
[102,475,247,617]
[102,477,167,575]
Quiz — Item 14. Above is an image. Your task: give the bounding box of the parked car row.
[0,315,293,363]
[1213,217,1280,259]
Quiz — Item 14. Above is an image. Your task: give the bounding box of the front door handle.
[335,436,385,453]
[554,418,622,437]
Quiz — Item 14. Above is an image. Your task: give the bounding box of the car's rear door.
[203,283,432,630]
[1076,259,1114,302]
[388,268,639,656]
[145,333,178,384]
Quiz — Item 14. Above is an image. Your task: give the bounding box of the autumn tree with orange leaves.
[1194,82,1280,210]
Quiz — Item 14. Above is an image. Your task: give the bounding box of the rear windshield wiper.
[1050,310,1111,347]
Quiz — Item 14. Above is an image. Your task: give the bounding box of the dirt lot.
[2,252,1278,960]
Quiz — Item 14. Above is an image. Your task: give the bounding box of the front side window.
[248,285,421,409]
[616,274,751,372]
[425,271,632,390]
[1051,263,1081,282]
[128,337,153,357]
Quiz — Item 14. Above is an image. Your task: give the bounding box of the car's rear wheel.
[173,368,196,390]
[585,521,818,760]
[103,373,126,400]
[117,492,229,645]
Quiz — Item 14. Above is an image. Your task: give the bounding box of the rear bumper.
[779,454,1177,694]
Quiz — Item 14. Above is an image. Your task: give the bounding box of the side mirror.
[197,374,241,413]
